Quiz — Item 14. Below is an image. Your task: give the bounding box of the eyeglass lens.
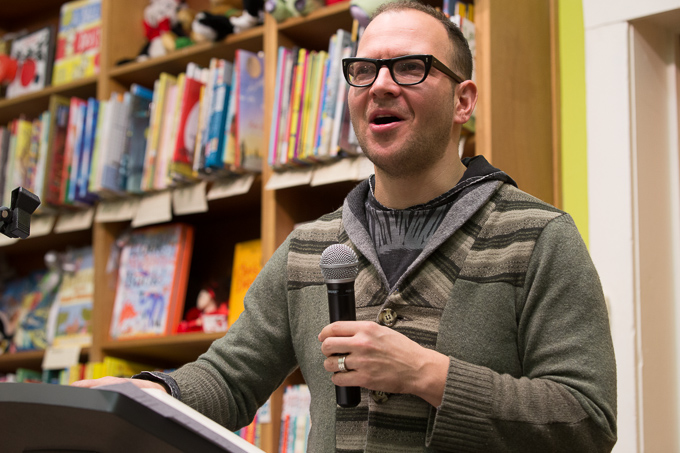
[347,58,428,86]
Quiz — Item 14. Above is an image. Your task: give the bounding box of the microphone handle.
[326,281,361,408]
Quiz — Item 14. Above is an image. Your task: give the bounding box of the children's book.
[320,29,351,159]
[155,74,184,190]
[286,48,309,164]
[204,59,234,173]
[60,96,86,204]
[123,84,154,193]
[109,223,194,340]
[50,246,94,348]
[170,63,204,182]
[52,0,102,86]
[75,97,99,204]
[267,46,290,169]
[44,95,71,206]
[98,92,131,196]
[13,267,62,352]
[0,126,9,205]
[143,73,176,191]
[228,239,262,327]
[5,26,56,98]
[87,98,107,193]
[0,272,44,355]
[8,119,36,201]
[234,50,265,173]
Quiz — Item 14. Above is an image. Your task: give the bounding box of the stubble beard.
[351,111,454,179]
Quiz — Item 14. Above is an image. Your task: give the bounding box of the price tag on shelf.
[54,207,95,233]
[0,235,19,247]
[42,345,81,370]
[311,158,358,186]
[265,167,313,190]
[95,198,141,223]
[172,181,208,216]
[132,190,172,228]
[207,174,255,200]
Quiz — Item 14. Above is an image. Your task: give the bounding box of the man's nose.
[370,66,399,95]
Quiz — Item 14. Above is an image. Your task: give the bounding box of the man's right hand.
[71,376,168,393]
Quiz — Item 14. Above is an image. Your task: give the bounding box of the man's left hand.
[318,321,449,407]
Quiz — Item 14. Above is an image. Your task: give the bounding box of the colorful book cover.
[109,223,194,340]
[156,73,185,190]
[170,64,204,181]
[10,118,37,196]
[221,65,239,172]
[6,26,56,98]
[34,110,52,211]
[287,48,309,163]
[60,96,86,204]
[318,29,351,159]
[143,73,176,191]
[2,121,18,208]
[51,246,94,348]
[88,98,107,193]
[235,50,264,173]
[123,84,154,193]
[194,60,217,174]
[0,271,44,355]
[75,97,99,204]
[99,92,131,195]
[44,95,71,206]
[66,99,88,204]
[267,46,289,168]
[204,59,234,173]
[13,268,62,352]
[227,239,262,327]
[52,0,102,86]
[276,47,297,168]
[302,50,327,162]
[103,356,156,378]
[0,126,10,205]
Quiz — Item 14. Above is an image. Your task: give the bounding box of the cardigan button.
[370,390,389,404]
[378,308,398,327]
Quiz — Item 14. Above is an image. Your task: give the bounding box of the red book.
[170,63,204,181]
[60,97,86,204]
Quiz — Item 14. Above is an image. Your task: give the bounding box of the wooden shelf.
[0,348,89,374]
[0,76,98,124]
[101,332,225,369]
[108,26,266,89]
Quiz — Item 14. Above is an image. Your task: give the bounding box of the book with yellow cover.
[228,239,262,327]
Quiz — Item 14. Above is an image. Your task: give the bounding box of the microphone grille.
[319,244,359,282]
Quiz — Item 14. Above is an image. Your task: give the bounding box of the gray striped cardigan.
[170,178,617,452]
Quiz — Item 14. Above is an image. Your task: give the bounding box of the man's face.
[348,10,458,178]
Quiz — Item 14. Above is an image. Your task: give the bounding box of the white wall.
[583,1,680,451]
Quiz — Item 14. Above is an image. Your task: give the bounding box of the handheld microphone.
[320,243,361,408]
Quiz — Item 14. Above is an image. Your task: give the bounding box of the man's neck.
[373,155,467,209]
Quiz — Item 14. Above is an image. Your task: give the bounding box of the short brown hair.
[372,1,473,81]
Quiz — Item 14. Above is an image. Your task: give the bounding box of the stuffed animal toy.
[265,0,323,23]
[160,2,197,52]
[191,0,264,42]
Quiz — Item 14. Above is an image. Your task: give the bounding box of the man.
[75,2,617,451]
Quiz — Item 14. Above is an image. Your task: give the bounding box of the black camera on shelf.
[0,187,41,239]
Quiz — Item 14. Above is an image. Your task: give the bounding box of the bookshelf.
[0,0,556,452]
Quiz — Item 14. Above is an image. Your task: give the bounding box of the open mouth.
[371,115,402,125]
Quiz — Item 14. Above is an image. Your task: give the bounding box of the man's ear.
[454,80,478,125]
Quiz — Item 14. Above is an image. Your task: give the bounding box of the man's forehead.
[358,10,451,56]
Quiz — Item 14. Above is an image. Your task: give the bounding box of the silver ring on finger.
[337,355,349,373]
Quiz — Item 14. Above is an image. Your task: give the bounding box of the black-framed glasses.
[342,54,465,87]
